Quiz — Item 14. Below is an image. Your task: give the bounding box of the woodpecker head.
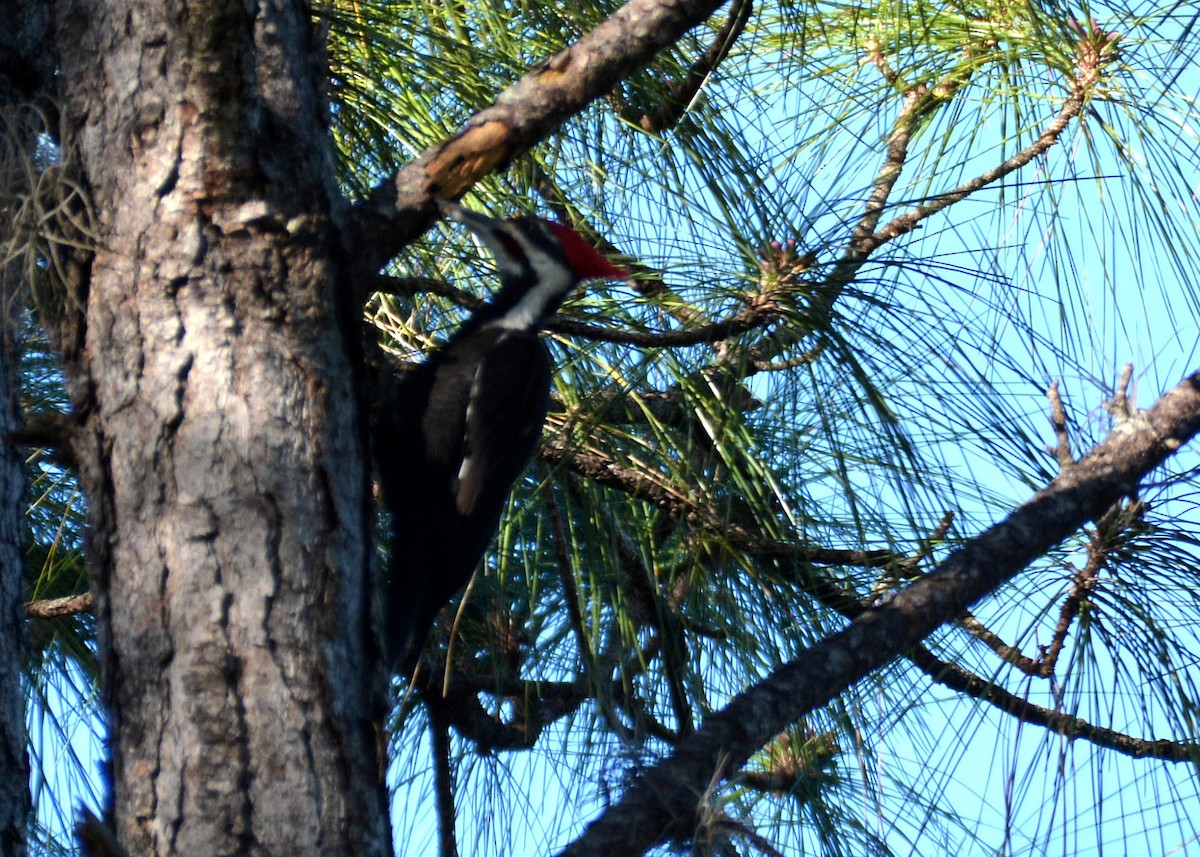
[438,199,628,331]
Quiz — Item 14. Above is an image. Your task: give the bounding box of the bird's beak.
[435,198,518,267]
[436,198,502,235]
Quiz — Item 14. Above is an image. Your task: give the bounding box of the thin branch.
[961,373,1141,676]
[8,409,78,469]
[415,666,591,752]
[741,75,1087,374]
[801,57,981,333]
[424,695,460,857]
[1038,524,1108,674]
[711,816,786,857]
[865,86,1085,254]
[848,84,926,249]
[955,611,1039,673]
[548,388,758,429]
[26,592,92,619]
[637,0,754,133]
[548,302,782,347]
[372,274,483,310]
[377,271,784,349]
[540,434,896,570]
[906,644,1197,761]
[611,655,687,745]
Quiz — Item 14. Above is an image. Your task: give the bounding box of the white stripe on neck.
[483,252,575,331]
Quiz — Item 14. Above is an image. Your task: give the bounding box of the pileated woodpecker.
[379,200,628,672]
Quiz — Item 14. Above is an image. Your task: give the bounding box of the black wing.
[454,330,552,517]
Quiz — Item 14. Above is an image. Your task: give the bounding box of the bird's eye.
[495,231,528,265]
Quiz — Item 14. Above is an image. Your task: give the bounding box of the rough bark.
[49,2,387,854]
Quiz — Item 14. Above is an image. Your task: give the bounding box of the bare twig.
[1047,379,1074,468]
[907,643,1195,761]
[1037,528,1107,674]
[866,87,1085,254]
[26,592,92,619]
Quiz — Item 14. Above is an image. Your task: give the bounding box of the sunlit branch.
[738,61,1088,377]
[847,83,924,251]
[25,592,91,619]
[865,85,1085,253]
[955,611,1038,672]
[346,0,738,280]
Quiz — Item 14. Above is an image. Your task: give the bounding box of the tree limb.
[25,592,92,619]
[345,0,735,280]
[423,694,460,857]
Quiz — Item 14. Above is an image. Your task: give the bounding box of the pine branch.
[25,592,92,619]
[558,371,1200,857]
[906,644,1198,762]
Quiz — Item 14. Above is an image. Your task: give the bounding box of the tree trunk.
[0,183,30,857]
[50,2,389,853]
